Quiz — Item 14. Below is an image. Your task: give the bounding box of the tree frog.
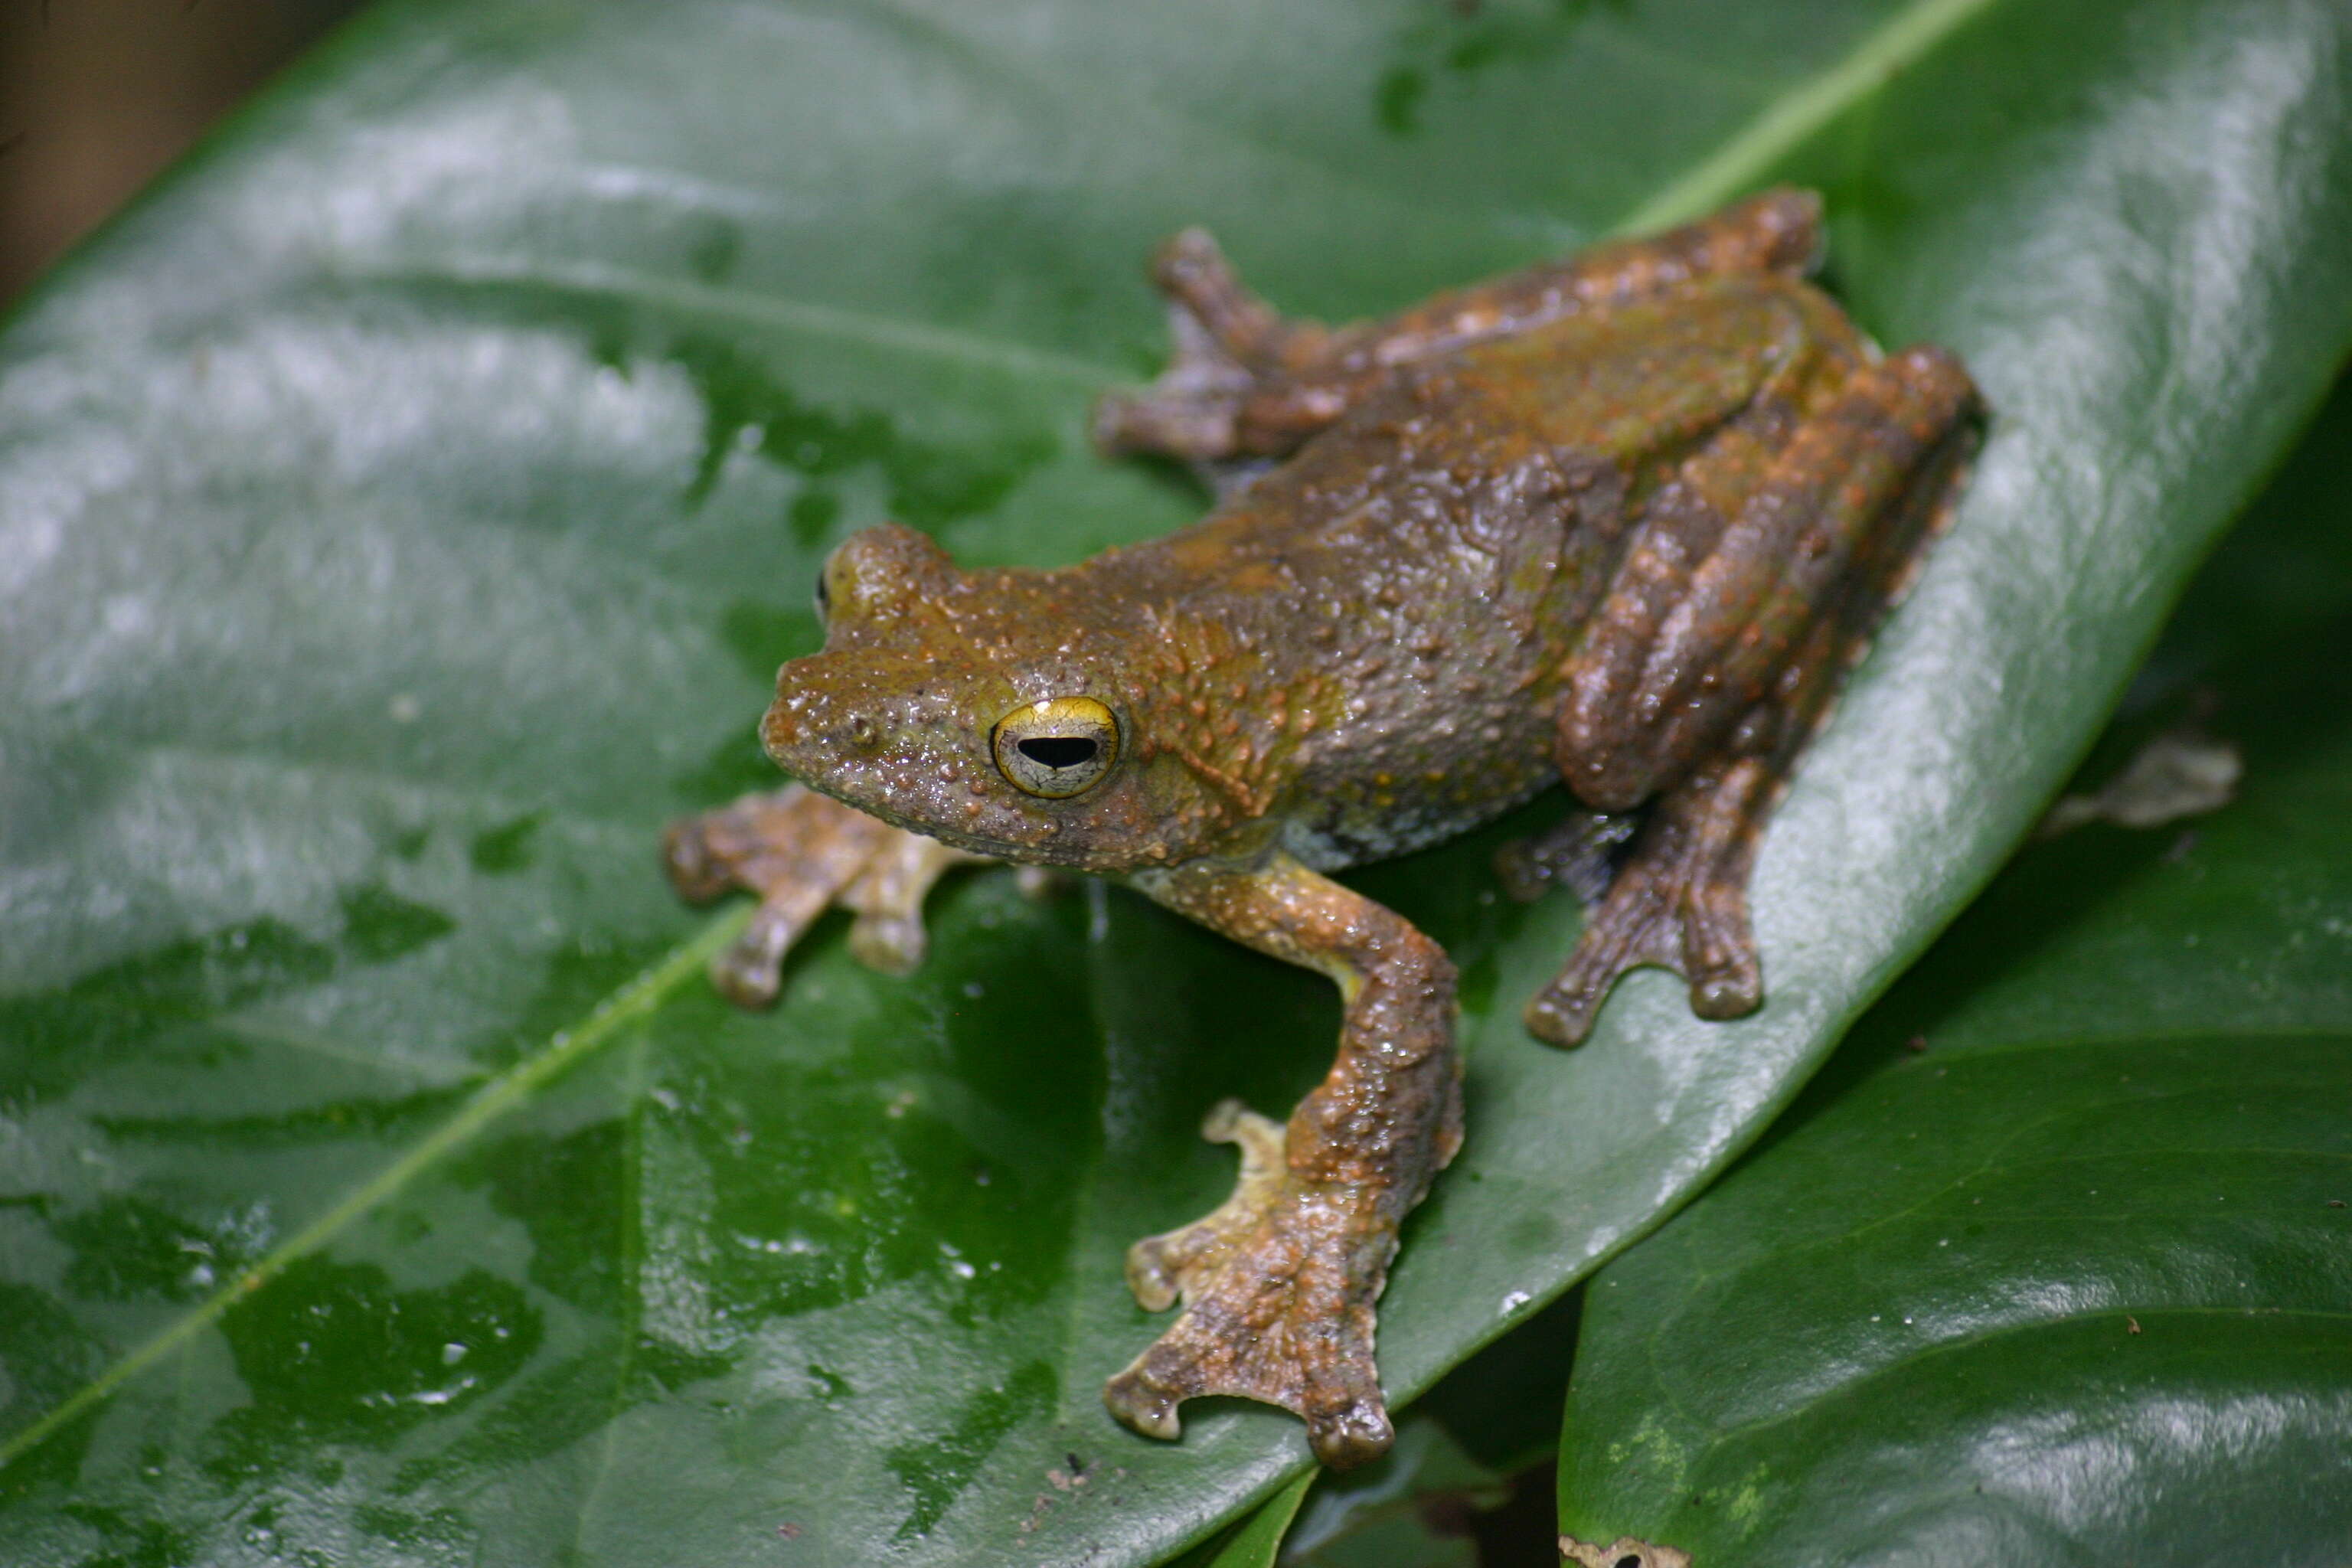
[664,190,1979,1468]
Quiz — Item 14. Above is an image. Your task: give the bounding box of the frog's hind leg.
[1529,345,1981,1047]
[1096,189,1826,465]
[1089,227,1334,464]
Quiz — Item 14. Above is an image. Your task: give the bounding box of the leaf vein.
[1612,0,2005,234]
[374,255,1116,384]
[0,908,750,1469]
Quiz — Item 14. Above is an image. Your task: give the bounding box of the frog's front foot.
[1103,1100,1396,1469]
[1524,758,1772,1047]
[664,785,990,1004]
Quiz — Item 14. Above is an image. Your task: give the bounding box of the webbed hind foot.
[1102,1101,1396,1470]
[1524,757,1772,1048]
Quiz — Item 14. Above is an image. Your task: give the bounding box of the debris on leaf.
[2039,727,2239,838]
[1560,1533,1694,1568]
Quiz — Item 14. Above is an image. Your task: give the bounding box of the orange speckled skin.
[667,191,1980,1468]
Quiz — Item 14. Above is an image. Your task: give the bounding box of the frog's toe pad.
[846,909,927,976]
[1106,1104,1398,1469]
[709,915,795,1008]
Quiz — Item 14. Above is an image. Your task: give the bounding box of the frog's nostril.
[848,714,880,750]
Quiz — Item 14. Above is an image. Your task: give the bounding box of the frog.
[662,189,1980,1469]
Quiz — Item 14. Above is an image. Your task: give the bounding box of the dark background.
[1,0,364,307]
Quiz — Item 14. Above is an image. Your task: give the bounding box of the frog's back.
[1130,273,1863,605]
[1089,273,1868,867]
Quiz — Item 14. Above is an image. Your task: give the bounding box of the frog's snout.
[758,694,804,759]
[759,682,831,774]
[762,685,886,759]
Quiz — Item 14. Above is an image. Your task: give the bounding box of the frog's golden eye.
[992,697,1119,799]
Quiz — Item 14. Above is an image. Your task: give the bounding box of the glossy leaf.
[1268,1282,1579,1566]
[2,2,2350,1566]
[1168,1469,1313,1568]
[1278,1418,1504,1568]
[1558,376,2352,1560]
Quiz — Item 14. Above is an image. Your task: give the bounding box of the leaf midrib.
[1611,0,2009,234]
[0,906,749,1470]
[368,255,1119,384]
[351,0,2021,403]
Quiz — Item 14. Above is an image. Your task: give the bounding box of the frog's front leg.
[1103,853,1462,1468]
[1529,346,1981,1045]
[664,785,991,1004]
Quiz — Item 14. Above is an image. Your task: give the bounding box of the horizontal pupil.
[1018,736,1098,769]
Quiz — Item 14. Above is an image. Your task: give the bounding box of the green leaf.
[1558,374,2352,1560]
[1167,1468,1315,1568]
[1269,1289,1578,1566]
[3,1,2349,1564]
[1277,1417,1504,1568]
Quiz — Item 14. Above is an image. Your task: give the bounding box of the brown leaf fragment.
[2038,727,2239,838]
[1560,1533,1694,1568]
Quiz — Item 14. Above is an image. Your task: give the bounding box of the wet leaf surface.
[1167,1469,1313,1568]
[1559,375,2352,1562]
[3,0,2350,1563]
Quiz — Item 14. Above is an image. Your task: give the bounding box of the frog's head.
[759,524,1233,871]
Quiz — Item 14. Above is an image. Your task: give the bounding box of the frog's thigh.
[1103,854,1462,1469]
[1390,186,1821,351]
[1220,192,1832,455]
[1530,348,1980,1045]
[1557,345,1981,810]
[1097,189,1827,464]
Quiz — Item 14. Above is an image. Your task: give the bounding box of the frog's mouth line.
[770,751,1077,867]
